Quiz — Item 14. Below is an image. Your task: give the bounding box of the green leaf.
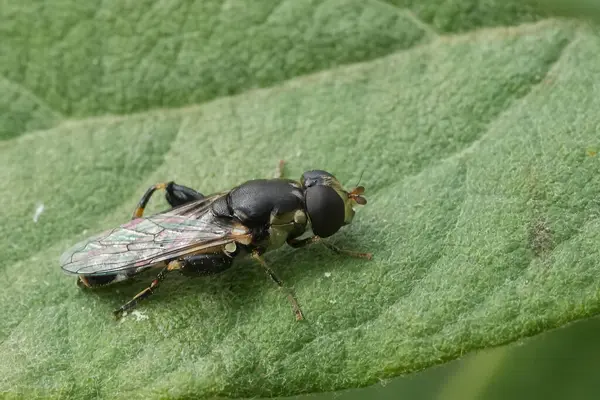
[1,0,599,399]
[0,0,543,140]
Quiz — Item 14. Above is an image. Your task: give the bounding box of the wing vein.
[59,193,242,275]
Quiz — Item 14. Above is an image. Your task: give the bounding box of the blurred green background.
[276,315,600,400]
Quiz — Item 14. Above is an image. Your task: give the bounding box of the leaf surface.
[1,1,599,399]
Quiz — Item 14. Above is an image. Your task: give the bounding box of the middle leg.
[251,251,304,321]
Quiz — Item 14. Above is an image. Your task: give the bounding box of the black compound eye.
[301,170,336,188]
[305,185,345,238]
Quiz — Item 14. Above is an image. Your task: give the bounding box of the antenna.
[354,168,365,188]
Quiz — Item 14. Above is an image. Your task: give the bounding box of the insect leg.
[165,182,204,208]
[113,260,182,318]
[275,159,285,179]
[132,182,170,219]
[288,236,373,260]
[251,251,304,321]
[132,182,204,219]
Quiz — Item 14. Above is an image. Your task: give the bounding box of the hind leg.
[132,182,205,219]
[275,159,285,179]
[112,252,235,318]
[113,260,183,318]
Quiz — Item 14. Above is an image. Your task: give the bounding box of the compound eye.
[305,185,345,238]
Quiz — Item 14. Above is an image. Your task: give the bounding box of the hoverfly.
[59,163,371,320]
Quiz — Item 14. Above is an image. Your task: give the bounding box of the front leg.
[288,236,373,260]
[132,182,205,219]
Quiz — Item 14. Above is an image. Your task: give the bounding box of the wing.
[60,194,246,275]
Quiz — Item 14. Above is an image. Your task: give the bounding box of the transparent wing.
[60,194,244,275]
